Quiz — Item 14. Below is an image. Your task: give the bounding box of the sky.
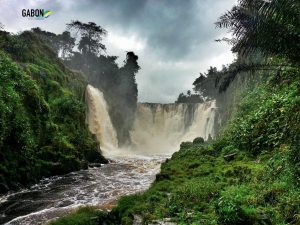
[0,0,237,103]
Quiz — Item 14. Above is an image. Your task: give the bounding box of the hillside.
[0,31,107,193]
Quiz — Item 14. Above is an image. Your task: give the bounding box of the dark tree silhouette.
[176,91,203,104]
[67,21,107,56]
[57,31,75,59]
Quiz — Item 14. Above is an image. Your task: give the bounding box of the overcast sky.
[0,0,237,103]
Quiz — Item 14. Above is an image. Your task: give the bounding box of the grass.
[48,207,102,225]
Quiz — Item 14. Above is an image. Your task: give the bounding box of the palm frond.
[216,0,300,64]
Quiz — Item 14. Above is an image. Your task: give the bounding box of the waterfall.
[86,85,216,157]
[130,101,216,155]
[86,85,118,155]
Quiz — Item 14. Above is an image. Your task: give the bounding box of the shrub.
[193,137,205,144]
[289,136,300,186]
[49,207,101,225]
[180,141,193,149]
[215,186,260,225]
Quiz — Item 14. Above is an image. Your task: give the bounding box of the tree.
[120,52,140,100]
[176,91,203,103]
[109,51,140,145]
[57,31,75,59]
[193,67,222,98]
[216,0,300,64]
[31,27,60,54]
[123,52,140,75]
[31,28,75,59]
[67,21,107,56]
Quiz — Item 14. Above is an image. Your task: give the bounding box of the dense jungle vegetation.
[50,0,300,224]
[0,28,108,193]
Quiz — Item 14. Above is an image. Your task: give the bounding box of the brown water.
[0,156,165,225]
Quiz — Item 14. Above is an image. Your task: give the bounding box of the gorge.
[1,0,299,224]
[0,85,218,225]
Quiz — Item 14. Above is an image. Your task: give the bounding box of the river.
[0,156,165,225]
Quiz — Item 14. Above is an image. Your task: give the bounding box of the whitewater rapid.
[0,157,164,225]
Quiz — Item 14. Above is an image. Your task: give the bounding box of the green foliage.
[288,136,300,185]
[49,207,102,225]
[64,24,140,146]
[176,91,203,103]
[216,186,258,225]
[193,137,205,144]
[31,22,141,147]
[0,31,106,192]
[226,66,300,155]
[180,141,193,149]
[216,0,300,64]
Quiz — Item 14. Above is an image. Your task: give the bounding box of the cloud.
[0,0,237,103]
[64,0,235,60]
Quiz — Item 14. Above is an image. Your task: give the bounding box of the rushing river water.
[0,156,165,225]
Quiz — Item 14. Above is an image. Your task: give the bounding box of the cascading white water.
[86,85,118,155]
[86,85,216,157]
[130,101,216,155]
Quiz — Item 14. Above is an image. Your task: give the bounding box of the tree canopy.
[67,21,107,56]
[216,0,300,64]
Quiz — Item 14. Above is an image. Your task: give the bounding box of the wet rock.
[89,163,102,168]
[149,218,177,225]
[223,152,237,161]
[57,200,73,207]
[81,160,88,170]
[133,215,143,225]
[0,183,9,193]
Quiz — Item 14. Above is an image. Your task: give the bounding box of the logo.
[22,9,53,20]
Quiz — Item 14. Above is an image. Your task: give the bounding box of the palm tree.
[216,0,300,64]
